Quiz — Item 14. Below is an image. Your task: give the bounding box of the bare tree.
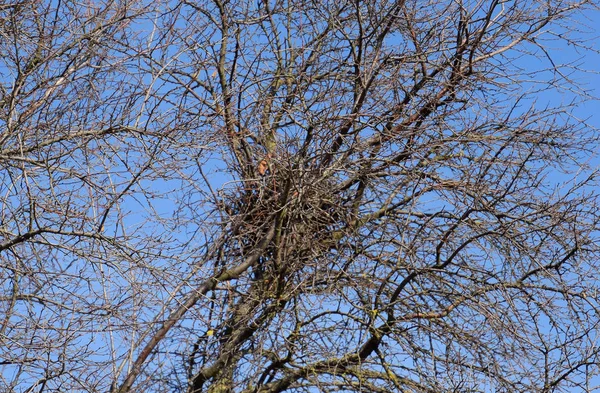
[2,0,600,392]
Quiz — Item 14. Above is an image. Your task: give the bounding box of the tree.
[2,0,600,392]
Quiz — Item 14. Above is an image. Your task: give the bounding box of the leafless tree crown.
[2,0,600,392]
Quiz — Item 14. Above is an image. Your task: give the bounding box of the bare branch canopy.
[1,0,600,392]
